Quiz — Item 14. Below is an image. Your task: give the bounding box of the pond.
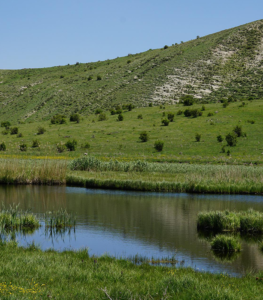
[1,185,263,276]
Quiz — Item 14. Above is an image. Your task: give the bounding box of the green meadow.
[0,100,262,164]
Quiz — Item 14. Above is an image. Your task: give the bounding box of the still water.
[1,185,263,276]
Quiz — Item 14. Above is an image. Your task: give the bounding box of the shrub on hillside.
[97,75,102,80]
[217,135,224,143]
[10,127,18,135]
[19,143,27,152]
[162,119,169,126]
[139,131,149,142]
[81,142,90,149]
[32,139,40,148]
[95,108,103,115]
[70,113,80,123]
[88,75,93,81]
[0,142,6,151]
[2,130,8,135]
[167,112,175,122]
[195,133,201,142]
[222,100,229,108]
[177,110,183,115]
[1,121,11,128]
[181,95,195,106]
[57,144,66,153]
[117,114,124,121]
[233,125,246,137]
[207,112,214,117]
[154,140,164,152]
[110,109,116,115]
[98,113,107,121]
[37,126,46,135]
[184,109,202,118]
[226,132,237,146]
[137,114,143,119]
[17,133,23,138]
[65,139,77,151]
[123,104,135,111]
[51,114,66,124]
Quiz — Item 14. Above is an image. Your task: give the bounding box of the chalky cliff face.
[0,20,262,122]
[153,20,263,103]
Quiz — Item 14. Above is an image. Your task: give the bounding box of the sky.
[1,0,262,69]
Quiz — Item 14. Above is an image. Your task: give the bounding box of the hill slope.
[0,19,263,122]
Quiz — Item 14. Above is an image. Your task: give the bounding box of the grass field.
[0,241,263,299]
[0,100,262,164]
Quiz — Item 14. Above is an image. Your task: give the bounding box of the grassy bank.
[0,242,263,299]
[1,158,263,194]
[67,158,263,194]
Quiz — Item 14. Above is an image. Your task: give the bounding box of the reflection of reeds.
[127,254,177,265]
[212,249,241,263]
[211,235,241,253]
[0,159,67,185]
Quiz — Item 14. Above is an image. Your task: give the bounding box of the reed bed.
[70,156,263,179]
[211,235,241,253]
[0,159,67,185]
[197,209,263,232]
[44,209,75,229]
[0,204,39,231]
[66,173,263,194]
[68,156,263,194]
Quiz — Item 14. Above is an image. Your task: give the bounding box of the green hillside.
[0,19,263,122]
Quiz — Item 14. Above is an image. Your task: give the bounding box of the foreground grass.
[0,242,263,299]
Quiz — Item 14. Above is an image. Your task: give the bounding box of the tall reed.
[0,159,67,185]
[44,209,75,229]
[0,204,39,231]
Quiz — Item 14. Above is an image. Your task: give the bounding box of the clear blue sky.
[1,0,262,69]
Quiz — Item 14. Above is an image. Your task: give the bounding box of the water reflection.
[0,185,263,275]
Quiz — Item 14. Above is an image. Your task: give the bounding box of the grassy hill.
[0,19,263,123]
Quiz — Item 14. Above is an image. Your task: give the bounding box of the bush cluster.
[184,109,202,118]
[139,131,149,142]
[167,112,175,122]
[98,113,107,121]
[0,142,6,151]
[37,126,46,135]
[20,143,27,151]
[32,139,40,148]
[162,119,169,126]
[70,113,80,123]
[181,95,195,106]
[154,141,164,152]
[1,121,11,128]
[10,127,18,135]
[51,114,66,124]
[65,139,77,151]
